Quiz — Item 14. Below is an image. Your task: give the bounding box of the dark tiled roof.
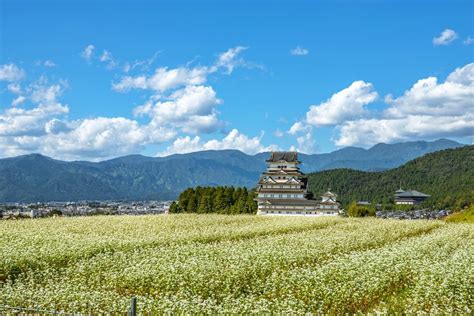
[266,151,300,163]
[263,171,304,176]
[395,190,430,198]
[258,199,321,206]
[256,189,306,193]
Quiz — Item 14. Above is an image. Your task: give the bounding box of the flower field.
[0,214,473,314]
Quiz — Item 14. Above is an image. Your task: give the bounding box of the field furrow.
[0,215,472,314]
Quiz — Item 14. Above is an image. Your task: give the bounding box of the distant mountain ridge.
[0,139,465,202]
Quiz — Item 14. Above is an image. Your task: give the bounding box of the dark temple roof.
[395,190,430,198]
[266,151,300,163]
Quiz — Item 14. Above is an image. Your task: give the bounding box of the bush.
[48,209,63,217]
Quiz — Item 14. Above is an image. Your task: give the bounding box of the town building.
[394,189,430,205]
[255,151,340,216]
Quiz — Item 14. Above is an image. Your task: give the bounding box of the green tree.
[213,187,226,212]
[173,186,258,215]
[347,201,371,217]
[186,190,197,213]
[197,191,212,214]
[169,201,180,213]
[224,187,235,212]
[347,201,359,217]
[178,188,191,211]
[245,190,257,214]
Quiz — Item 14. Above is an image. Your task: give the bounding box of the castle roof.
[257,189,306,193]
[266,151,300,163]
[260,177,278,184]
[322,190,337,197]
[259,199,339,206]
[260,199,320,206]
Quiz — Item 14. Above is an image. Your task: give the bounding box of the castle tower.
[255,151,340,216]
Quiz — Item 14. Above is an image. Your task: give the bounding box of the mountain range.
[0,138,464,202]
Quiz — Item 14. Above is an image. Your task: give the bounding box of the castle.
[255,151,340,216]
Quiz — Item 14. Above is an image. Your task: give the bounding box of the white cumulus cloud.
[290,46,309,56]
[0,103,69,137]
[0,47,264,160]
[433,29,458,46]
[99,50,117,69]
[134,85,223,134]
[7,83,22,94]
[0,64,25,82]
[211,46,248,74]
[463,36,474,45]
[158,129,278,156]
[114,66,208,92]
[43,60,56,67]
[306,81,378,126]
[335,63,474,146]
[113,46,248,93]
[11,96,26,106]
[81,44,95,60]
[35,60,56,67]
[294,132,316,154]
[288,121,310,135]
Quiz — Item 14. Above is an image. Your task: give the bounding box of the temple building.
[255,151,340,216]
[394,189,430,205]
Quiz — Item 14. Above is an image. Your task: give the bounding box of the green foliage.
[174,186,257,214]
[308,146,474,210]
[444,205,474,223]
[168,201,180,213]
[48,209,63,216]
[394,204,416,212]
[347,201,375,217]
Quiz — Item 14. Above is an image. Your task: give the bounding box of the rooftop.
[395,190,430,198]
[322,190,337,197]
[259,199,338,206]
[266,151,300,163]
[259,199,321,206]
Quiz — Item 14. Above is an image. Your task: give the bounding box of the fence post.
[130,297,137,316]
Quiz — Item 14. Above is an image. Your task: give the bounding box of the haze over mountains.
[0,139,464,202]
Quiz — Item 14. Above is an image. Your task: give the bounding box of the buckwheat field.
[1,215,472,314]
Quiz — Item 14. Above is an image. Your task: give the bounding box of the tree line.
[169,186,258,214]
[307,146,474,211]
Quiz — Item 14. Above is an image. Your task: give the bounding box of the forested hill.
[308,146,474,209]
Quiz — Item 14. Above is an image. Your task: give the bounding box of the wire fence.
[0,297,137,315]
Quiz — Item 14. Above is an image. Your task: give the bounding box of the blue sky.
[0,0,473,160]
